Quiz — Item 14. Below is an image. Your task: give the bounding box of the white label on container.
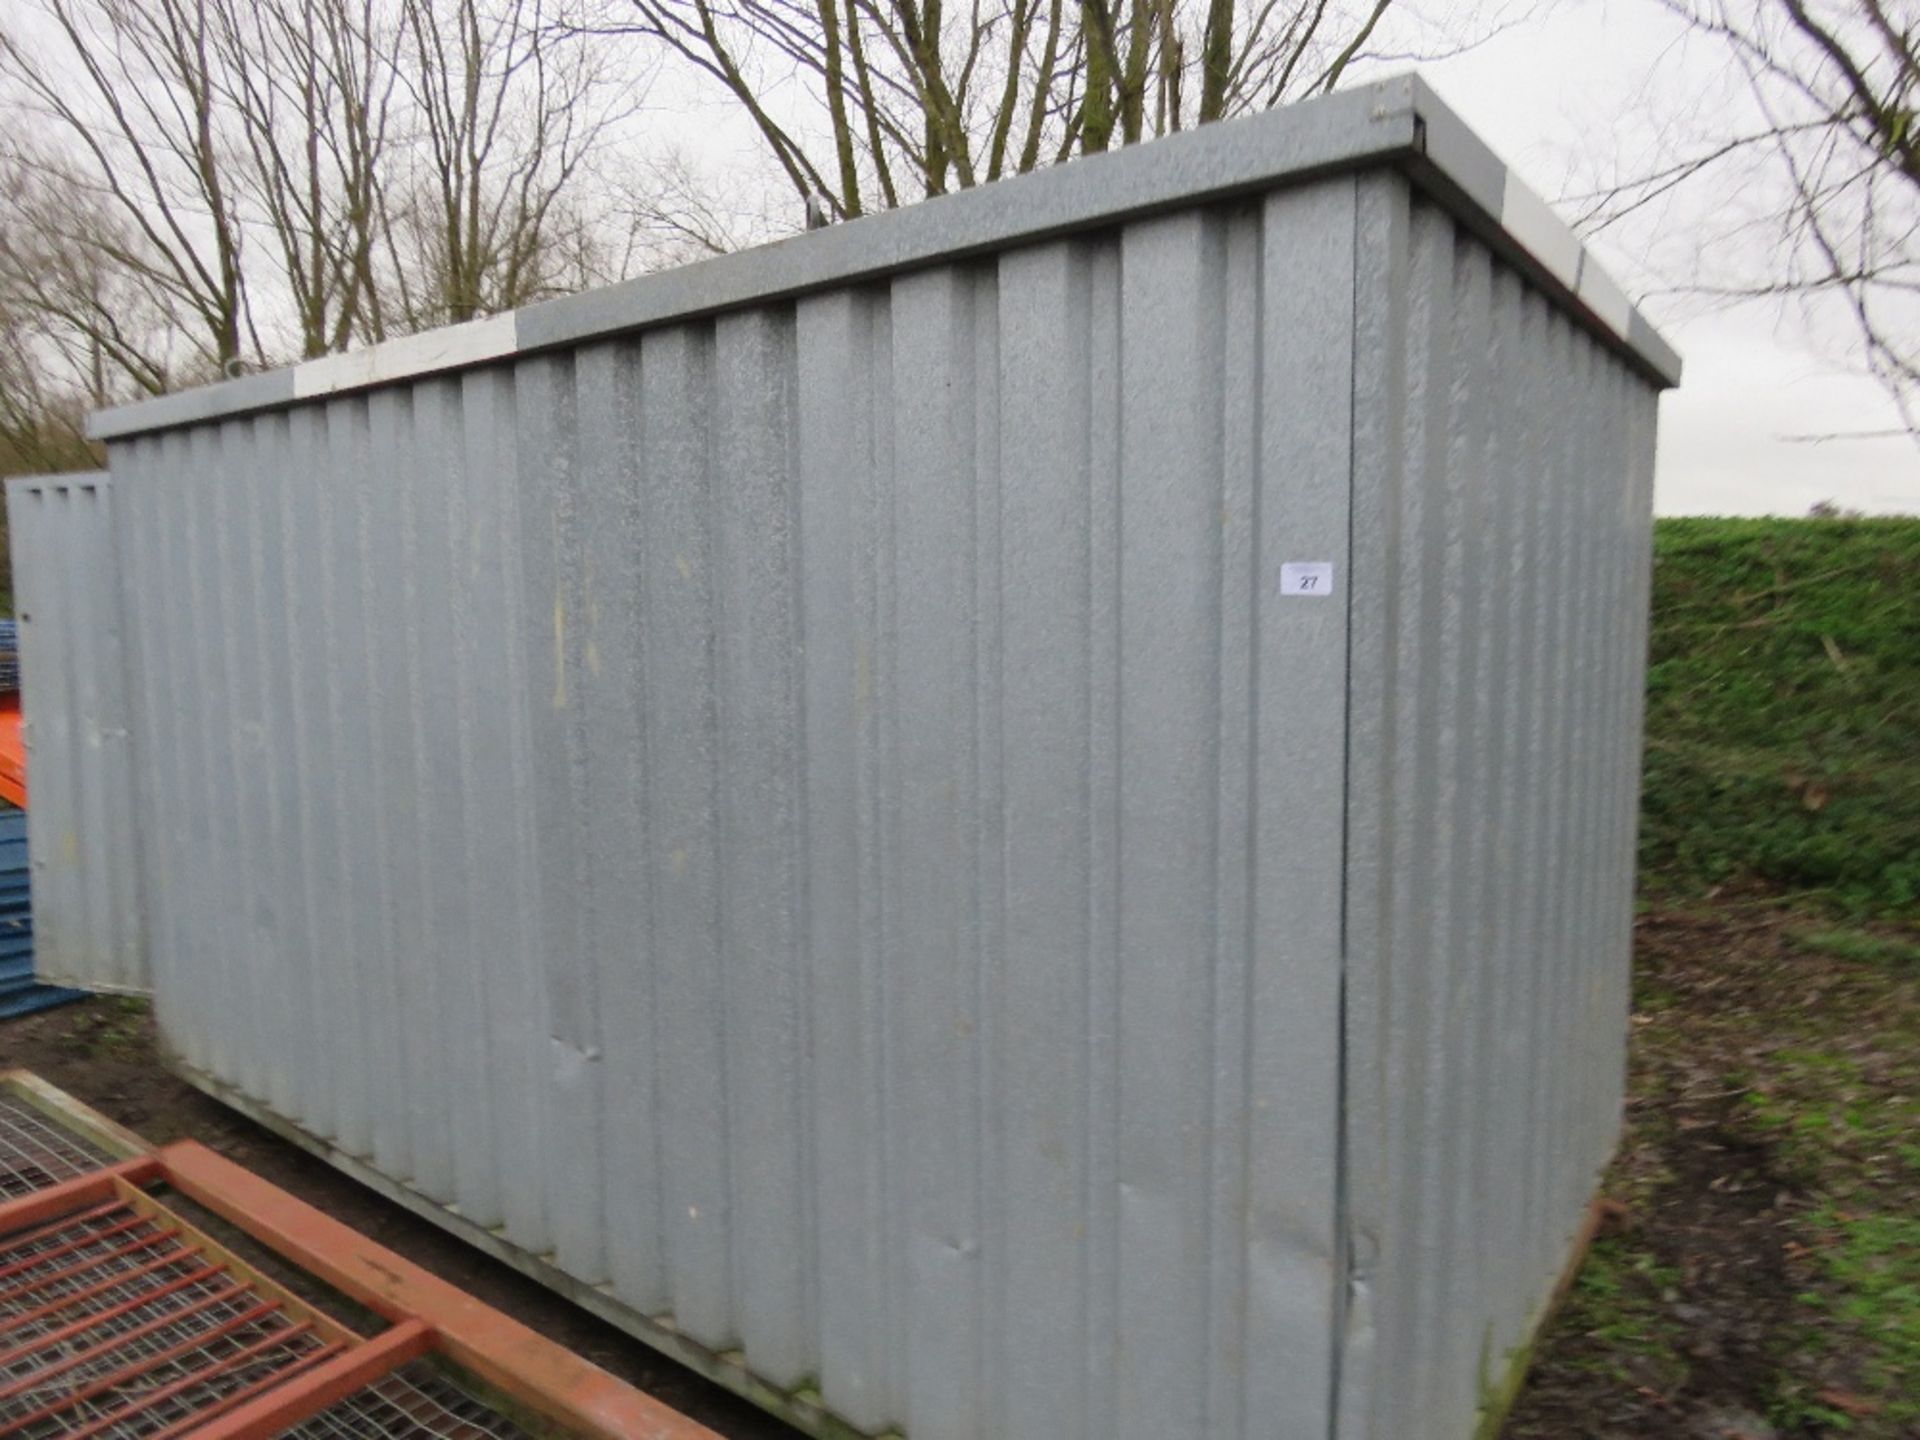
[1280,561,1336,597]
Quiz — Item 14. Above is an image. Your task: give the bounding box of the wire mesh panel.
[0,1190,348,1437]
[0,1094,112,1199]
[0,1079,713,1440]
[281,1362,536,1440]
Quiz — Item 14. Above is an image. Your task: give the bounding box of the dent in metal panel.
[513,350,608,1284]
[458,363,551,1251]
[1542,322,1598,1274]
[220,417,293,1117]
[571,339,667,1311]
[406,377,480,1209]
[1423,218,1496,1431]
[1474,267,1539,1370]
[1334,170,1412,1440]
[358,390,433,1187]
[248,411,321,1132]
[114,443,201,1062]
[1375,196,1453,1440]
[1112,210,1226,1440]
[637,322,734,1346]
[970,263,1009,1440]
[1519,309,1580,1326]
[246,413,308,1118]
[13,488,75,982]
[208,418,272,1109]
[795,284,896,1435]
[1339,192,1658,1440]
[141,433,209,1064]
[991,238,1094,1440]
[1240,178,1356,1440]
[1203,206,1260,1440]
[176,424,241,1088]
[711,309,813,1385]
[888,264,988,1439]
[279,404,344,1145]
[331,393,399,1165]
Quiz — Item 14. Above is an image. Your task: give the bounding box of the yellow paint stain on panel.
[551,512,570,709]
[676,553,692,582]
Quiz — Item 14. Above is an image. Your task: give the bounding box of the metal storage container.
[40,74,1675,1440]
[5,472,146,995]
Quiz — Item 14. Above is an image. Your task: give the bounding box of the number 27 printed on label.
[1279,561,1336,597]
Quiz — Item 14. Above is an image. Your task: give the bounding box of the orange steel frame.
[0,1139,721,1440]
[0,693,25,808]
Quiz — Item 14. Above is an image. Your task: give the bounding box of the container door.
[6,475,148,994]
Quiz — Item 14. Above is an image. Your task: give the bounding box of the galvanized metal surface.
[6,474,146,994]
[1335,181,1659,1440]
[66,85,1670,1440]
[88,76,1677,452]
[104,180,1363,1440]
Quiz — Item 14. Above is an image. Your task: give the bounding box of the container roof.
[89,73,1679,443]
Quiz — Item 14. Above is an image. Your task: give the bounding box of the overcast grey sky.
[1408,0,1920,516]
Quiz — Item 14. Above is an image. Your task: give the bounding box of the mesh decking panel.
[280,1361,536,1440]
[0,1201,339,1438]
[0,1095,112,1199]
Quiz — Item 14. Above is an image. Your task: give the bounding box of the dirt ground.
[6,903,1916,1439]
[1504,907,1920,1440]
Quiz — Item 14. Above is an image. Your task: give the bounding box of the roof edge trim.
[89,74,1676,441]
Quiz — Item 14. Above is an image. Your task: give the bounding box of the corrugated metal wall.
[1336,183,1659,1440]
[103,176,1376,1440]
[57,86,1674,1436]
[6,474,147,994]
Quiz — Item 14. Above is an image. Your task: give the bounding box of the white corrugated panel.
[6,473,147,993]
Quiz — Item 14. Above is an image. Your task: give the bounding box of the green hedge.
[1640,517,1920,914]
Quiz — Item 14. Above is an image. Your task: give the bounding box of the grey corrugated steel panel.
[56,91,1663,1440]
[88,75,1676,448]
[1336,180,1656,1440]
[4,472,147,995]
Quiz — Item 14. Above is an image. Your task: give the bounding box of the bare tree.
[1585,0,1920,433]
[206,0,404,355]
[0,0,260,370]
[602,147,791,271]
[2,0,645,387]
[381,0,641,327]
[0,332,98,476]
[0,147,201,399]
[0,165,116,474]
[602,0,1404,219]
